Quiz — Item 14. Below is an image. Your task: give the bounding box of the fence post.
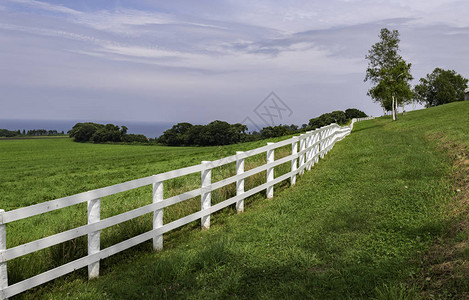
[266,143,275,199]
[304,133,310,171]
[299,134,306,175]
[306,132,313,171]
[153,181,164,251]
[201,161,211,230]
[313,130,320,165]
[87,198,100,279]
[319,129,326,159]
[236,151,245,213]
[331,126,337,149]
[0,210,7,299]
[325,127,330,155]
[330,126,336,150]
[291,137,298,185]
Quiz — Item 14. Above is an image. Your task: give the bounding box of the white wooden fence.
[0,117,372,298]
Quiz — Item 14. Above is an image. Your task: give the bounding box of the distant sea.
[0,119,175,139]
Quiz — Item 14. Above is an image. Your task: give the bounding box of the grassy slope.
[4,101,469,299]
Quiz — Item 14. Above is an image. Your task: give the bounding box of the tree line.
[0,129,65,137]
[365,28,468,120]
[68,108,366,146]
[69,123,148,143]
[156,108,367,146]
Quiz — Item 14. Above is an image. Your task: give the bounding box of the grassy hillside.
[2,101,469,299]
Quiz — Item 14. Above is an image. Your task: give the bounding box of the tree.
[345,108,367,119]
[229,123,248,143]
[69,122,140,143]
[120,126,128,135]
[330,111,347,125]
[198,120,233,146]
[308,117,323,129]
[158,123,193,146]
[260,125,290,139]
[308,112,336,129]
[0,129,17,137]
[185,125,204,145]
[413,68,468,107]
[365,28,413,120]
[69,123,103,142]
[158,121,249,146]
[91,124,122,143]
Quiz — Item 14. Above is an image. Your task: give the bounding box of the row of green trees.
[365,28,468,119]
[68,108,366,146]
[157,108,367,146]
[0,129,65,137]
[69,123,148,143]
[157,121,248,146]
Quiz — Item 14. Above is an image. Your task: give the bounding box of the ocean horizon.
[0,119,175,139]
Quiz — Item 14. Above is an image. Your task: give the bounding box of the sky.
[1,0,468,129]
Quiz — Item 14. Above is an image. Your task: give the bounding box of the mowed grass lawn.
[2,101,469,299]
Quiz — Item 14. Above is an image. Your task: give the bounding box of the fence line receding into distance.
[0,117,373,299]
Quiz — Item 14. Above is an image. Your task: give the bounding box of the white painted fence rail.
[0,117,373,299]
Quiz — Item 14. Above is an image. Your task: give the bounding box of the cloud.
[6,0,81,15]
[1,0,469,125]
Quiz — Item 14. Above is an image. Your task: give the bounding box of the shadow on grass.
[352,123,385,133]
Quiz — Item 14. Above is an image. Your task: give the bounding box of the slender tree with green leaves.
[413,68,468,107]
[365,28,413,120]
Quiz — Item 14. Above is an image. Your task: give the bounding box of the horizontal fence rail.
[0,117,373,299]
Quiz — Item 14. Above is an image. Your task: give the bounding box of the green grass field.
[1,101,468,299]
[0,132,295,289]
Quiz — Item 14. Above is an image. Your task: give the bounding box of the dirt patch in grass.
[414,134,469,299]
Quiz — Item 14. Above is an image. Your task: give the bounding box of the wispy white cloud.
[0,22,112,46]
[6,0,81,15]
[76,9,229,33]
